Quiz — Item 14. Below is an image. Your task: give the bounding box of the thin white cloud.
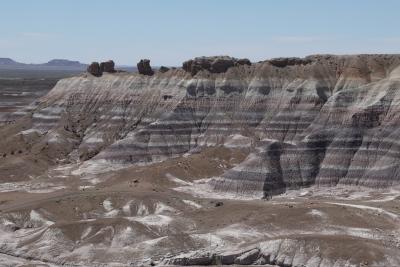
[21,32,54,38]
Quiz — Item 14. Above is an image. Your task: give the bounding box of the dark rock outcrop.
[268,57,312,67]
[137,59,154,76]
[182,56,251,76]
[100,60,115,73]
[236,58,252,66]
[87,62,102,76]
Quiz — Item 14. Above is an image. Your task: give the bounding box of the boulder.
[215,201,224,207]
[159,66,170,73]
[182,56,251,76]
[137,59,154,76]
[87,62,101,76]
[100,60,115,73]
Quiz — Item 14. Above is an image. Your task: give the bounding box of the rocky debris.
[162,94,173,100]
[165,254,212,265]
[87,62,101,76]
[268,57,312,67]
[164,247,264,266]
[215,201,224,207]
[182,56,251,75]
[159,66,170,73]
[5,223,20,232]
[137,59,154,76]
[234,248,260,265]
[100,60,115,73]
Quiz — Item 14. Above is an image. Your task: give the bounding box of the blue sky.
[1,0,399,65]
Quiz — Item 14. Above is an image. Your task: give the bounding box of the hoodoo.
[137,59,154,75]
[100,60,115,73]
[87,60,116,76]
[87,61,101,76]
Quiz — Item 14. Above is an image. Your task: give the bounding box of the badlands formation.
[0,54,399,266]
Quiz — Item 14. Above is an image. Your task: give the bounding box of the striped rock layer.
[13,54,400,197]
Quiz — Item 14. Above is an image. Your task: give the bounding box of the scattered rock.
[163,95,173,100]
[5,224,20,232]
[87,62,102,76]
[234,248,260,265]
[215,201,224,207]
[100,60,115,73]
[159,66,170,73]
[137,59,154,76]
[182,56,251,75]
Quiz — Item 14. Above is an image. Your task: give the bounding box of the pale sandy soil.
[0,147,398,266]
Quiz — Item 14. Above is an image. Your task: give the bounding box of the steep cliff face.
[2,54,400,197]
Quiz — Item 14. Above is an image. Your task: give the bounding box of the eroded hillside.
[0,55,399,266]
[2,54,400,196]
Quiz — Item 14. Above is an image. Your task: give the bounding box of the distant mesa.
[137,59,154,76]
[44,59,85,67]
[182,56,251,76]
[0,58,20,65]
[0,57,87,70]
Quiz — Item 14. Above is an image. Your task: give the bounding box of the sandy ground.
[0,147,399,266]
